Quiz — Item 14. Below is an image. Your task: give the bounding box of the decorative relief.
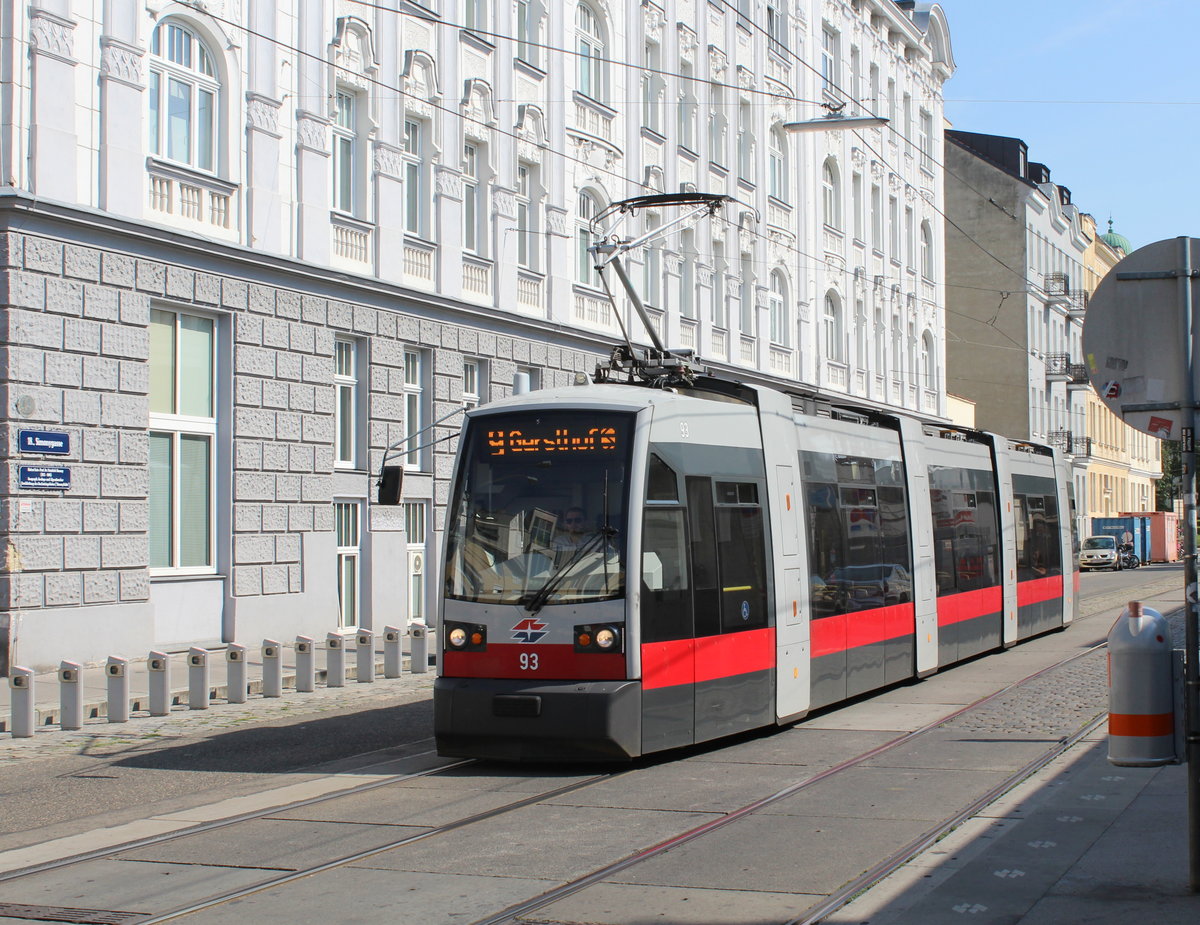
[677,24,697,66]
[698,266,713,287]
[643,1,664,42]
[100,37,143,86]
[737,65,756,94]
[30,10,75,62]
[851,146,867,169]
[462,79,497,140]
[664,253,682,276]
[330,16,378,93]
[547,209,569,237]
[709,44,728,77]
[296,112,329,153]
[435,166,462,198]
[373,142,403,179]
[246,94,281,135]
[644,165,665,191]
[493,189,517,219]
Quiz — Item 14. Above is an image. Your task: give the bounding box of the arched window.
[822,159,841,230]
[576,3,606,103]
[149,21,219,171]
[920,221,934,279]
[576,190,601,286]
[769,271,789,347]
[768,128,788,202]
[823,292,844,362]
[920,331,936,389]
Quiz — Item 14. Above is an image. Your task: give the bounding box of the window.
[874,305,885,370]
[919,109,934,171]
[708,82,726,166]
[642,211,661,309]
[739,255,755,336]
[680,230,696,320]
[463,358,484,408]
[737,102,753,182]
[404,502,427,621]
[822,159,841,230]
[516,0,540,67]
[149,308,216,572]
[403,349,426,469]
[335,501,361,627]
[870,183,882,250]
[769,271,789,347]
[517,163,537,270]
[515,365,540,392]
[403,119,428,237]
[334,338,358,467]
[905,206,915,269]
[888,195,900,258]
[332,90,359,214]
[463,0,487,31]
[855,299,867,368]
[921,332,935,389]
[643,42,663,134]
[821,26,839,97]
[851,172,863,241]
[711,241,727,329]
[824,293,844,363]
[849,46,861,110]
[767,3,786,54]
[887,78,897,128]
[768,129,787,202]
[677,62,697,151]
[463,143,482,254]
[921,221,934,279]
[149,21,218,171]
[576,3,606,102]
[576,190,601,286]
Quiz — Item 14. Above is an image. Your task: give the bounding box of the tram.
[429,192,1077,761]
[432,364,1077,761]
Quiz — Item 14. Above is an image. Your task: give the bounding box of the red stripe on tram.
[642,628,776,691]
[1017,573,1064,607]
[811,603,916,658]
[937,586,1003,627]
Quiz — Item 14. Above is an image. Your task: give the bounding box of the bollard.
[1108,601,1178,767]
[147,651,171,716]
[106,656,130,723]
[326,632,346,688]
[188,647,210,710]
[383,626,403,679]
[9,667,34,738]
[295,635,315,693]
[226,644,247,704]
[410,620,428,674]
[356,629,374,683]
[59,660,83,731]
[262,640,282,698]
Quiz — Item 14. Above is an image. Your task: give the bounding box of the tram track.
[0,576,1175,924]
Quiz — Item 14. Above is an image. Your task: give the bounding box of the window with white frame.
[517,163,537,270]
[149,21,219,172]
[462,358,484,408]
[905,206,915,269]
[403,119,428,237]
[824,293,844,363]
[766,2,786,53]
[920,331,935,389]
[888,195,900,258]
[404,502,427,622]
[576,190,601,286]
[874,305,885,370]
[463,0,487,31]
[769,271,789,347]
[739,255,755,335]
[334,338,359,468]
[332,90,360,214]
[576,2,606,103]
[822,159,841,230]
[768,128,787,202]
[711,241,727,329]
[849,46,861,109]
[708,82,726,166]
[871,183,882,250]
[919,109,934,171]
[852,171,863,241]
[403,349,426,469]
[643,42,664,134]
[642,211,661,309]
[335,500,361,627]
[920,221,934,279]
[679,229,696,320]
[855,299,867,368]
[515,365,541,392]
[887,78,897,127]
[678,62,698,151]
[463,142,482,254]
[149,308,216,572]
[821,26,839,97]
[737,102,753,182]
[516,0,541,67]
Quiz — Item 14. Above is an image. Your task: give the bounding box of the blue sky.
[935,0,1199,251]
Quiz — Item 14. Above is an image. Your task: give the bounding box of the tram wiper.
[519,527,618,614]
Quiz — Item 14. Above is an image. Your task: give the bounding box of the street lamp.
[783,101,888,133]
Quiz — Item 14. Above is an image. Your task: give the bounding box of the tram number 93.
[519,652,539,671]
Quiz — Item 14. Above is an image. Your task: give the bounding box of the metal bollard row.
[6,622,429,736]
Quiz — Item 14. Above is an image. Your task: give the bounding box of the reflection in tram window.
[801,449,911,618]
[929,466,1000,596]
[1013,475,1061,580]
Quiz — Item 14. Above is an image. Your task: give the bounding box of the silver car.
[1079,535,1119,571]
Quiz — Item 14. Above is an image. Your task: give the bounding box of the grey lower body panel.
[434,677,642,761]
[1018,600,1063,640]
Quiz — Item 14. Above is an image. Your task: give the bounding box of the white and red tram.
[434,374,1077,761]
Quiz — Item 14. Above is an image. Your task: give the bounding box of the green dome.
[1101,219,1132,255]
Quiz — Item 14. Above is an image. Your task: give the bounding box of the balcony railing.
[1048,431,1092,456]
[1045,353,1071,381]
[1067,363,1090,389]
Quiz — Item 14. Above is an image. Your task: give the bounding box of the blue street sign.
[18,466,71,490]
[18,429,70,455]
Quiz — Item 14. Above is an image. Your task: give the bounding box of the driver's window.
[641,507,692,641]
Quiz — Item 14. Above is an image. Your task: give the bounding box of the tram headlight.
[445,621,487,651]
[595,627,618,650]
[448,627,468,648]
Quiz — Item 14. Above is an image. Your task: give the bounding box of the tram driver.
[554,507,591,551]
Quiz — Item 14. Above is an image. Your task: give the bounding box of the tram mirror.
[378,465,403,505]
[642,552,664,591]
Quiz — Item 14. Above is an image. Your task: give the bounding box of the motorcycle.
[1119,543,1140,570]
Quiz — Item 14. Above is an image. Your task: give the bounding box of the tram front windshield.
[445,410,633,607]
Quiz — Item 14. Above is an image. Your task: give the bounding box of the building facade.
[943,130,1092,536]
[1,1,953,671]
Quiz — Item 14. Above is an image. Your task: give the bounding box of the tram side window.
[715,501,768,632]
[1013,485,1062,579]
[802,449,912,617]
[641,508,693,642]
[929,466,1001,596]
[686,476,721,638]
[647,453,680,502]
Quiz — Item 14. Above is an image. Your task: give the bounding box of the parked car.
[828,564,913,608]
[1079,535,1119,571]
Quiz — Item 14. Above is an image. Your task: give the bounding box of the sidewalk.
[0,635,435,735]
[831,725,1199,924]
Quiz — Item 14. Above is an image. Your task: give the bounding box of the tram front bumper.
[434,677,642,761]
